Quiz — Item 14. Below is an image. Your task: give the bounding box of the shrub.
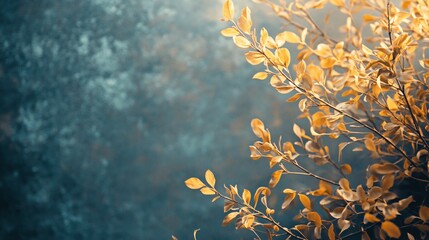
[185,0,429,239]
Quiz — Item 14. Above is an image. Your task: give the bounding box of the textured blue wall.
[0,0,301,239]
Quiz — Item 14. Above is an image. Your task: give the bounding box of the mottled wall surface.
[0,0,303,239]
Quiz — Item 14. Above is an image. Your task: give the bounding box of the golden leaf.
[251,118,265,139]
[387,96,399,111]
[224,201,235,212]
[328,224,335,240]
[340,164,352,175]
[260,27,268,46]
[252,72,268,80]
[319,180,332,195]
[419,205,429,222]
[282,192,296,209]
[275,48,291,68]
[364,213,380,223]
[212,196,220,202]
[205,169,216,187]
[222,212,239,226]
[269,170,283,188]
[220,27,239,37]
[269,156,283,168]
[369,163,401,175]
[381,174,394,191]
[293,124,302,138]
[364,138,376,152]
[363,14,377,22]
[381,221,401,239]
[330,0,344,7]
[249,146,261,160]
[314,43,332,58]
[253,187,271,207]
[320,57,336,68]
[368,186,383,200]
[185,177,206,189]
[276,31,301,44]
[398,196,414,211]
[222,0,234,21]
[299,194,312,210]
[287,93,303,102]
[233,36,251,49]
[245,51,265,65]
[200,187,216,195]
[275,85,294,94]
[242,214,255,228]
[307,212,322,227]
[338,219,350,233]
[237,7,252,34]
[339,178,350,191]
[242,188,251,205]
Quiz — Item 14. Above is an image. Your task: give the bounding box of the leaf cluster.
[185,0,429,239]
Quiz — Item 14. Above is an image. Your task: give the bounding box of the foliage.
[186,0,429,239]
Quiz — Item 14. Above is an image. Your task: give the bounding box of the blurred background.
[0,0,315,239]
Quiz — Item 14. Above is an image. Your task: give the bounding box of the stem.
[215,190,306,240]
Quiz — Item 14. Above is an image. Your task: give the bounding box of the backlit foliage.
[186,0,429,239]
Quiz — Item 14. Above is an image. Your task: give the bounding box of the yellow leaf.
[387,96,399,111]
[364,213,380,223]
[184,177,206,189]
[320,57,336,68]
[381,221,401,239]
[419,205,429,222]
[363,14,377,22]
[381,174,394,191]
[237,7,252,34]
[233,36,251,48]
[276,48,291,68]
[275,85,294,94]
[250,118,265,138]
[220,27,239,37]
[277,31,301,44]
[245,51,265,65]
[205,169,216,187]
[398,196,413,211]
[307,212,322,227]
[222,0,234,21]
[254,187,271,207]
[369,163,400,175]
[242,214,255,228]
[200,187,216,195]
[340,164,352,175]
[328,224,335,240]
[293,124,302,139]
[319,180,333,195]
[260,27,268,46]
[314,43,332,57]
[269,170,283,188]
[242,188,251,205]
[282,192,296,209]
[222,212,239,226]
[330,0,344,7]
[287,93,303,102]
[269,156,283,168]
[252,72,268,80]
[364,138,376,152]
[339,178,350,191]
[299,193,312,210]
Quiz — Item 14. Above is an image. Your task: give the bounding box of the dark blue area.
[0,0,293,239]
